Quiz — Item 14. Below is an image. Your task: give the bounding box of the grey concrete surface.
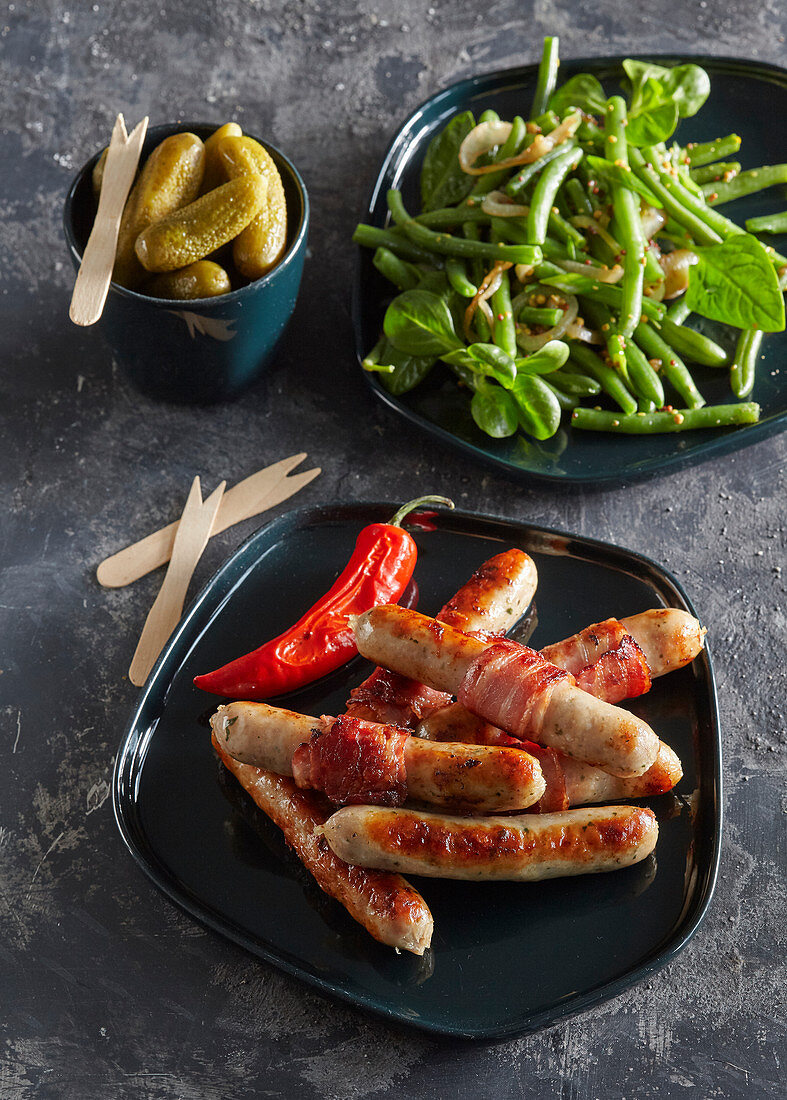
[1,1,785,1097]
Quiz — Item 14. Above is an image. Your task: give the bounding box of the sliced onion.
[481,190,529,217]
[464,260,512,339]
[565,320,602,344]
[459,121,513,175]
[515,292,578,351]
[557,259,625,283]
[515,262,537,283]
[641,205,667,239]
[459,111,581,176]
[659,248,698,299]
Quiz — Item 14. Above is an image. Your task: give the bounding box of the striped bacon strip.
[291,715,410,807]
[575,633,651,704]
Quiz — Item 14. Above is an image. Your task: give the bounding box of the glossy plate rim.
[113,502,723,1039]
[351,54,787,487]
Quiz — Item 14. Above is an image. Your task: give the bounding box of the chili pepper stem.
[389,495,455,528]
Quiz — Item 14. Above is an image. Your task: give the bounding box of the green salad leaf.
[420,111,476,211]
[510,373,563,439]
[686,233,786,332]
[363,337,436,396]
[548,73,607,116]
[471,381,519,437]
[622,60,711,146]
[383,289,464,356]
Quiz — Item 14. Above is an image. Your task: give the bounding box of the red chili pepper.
[193,495,454,700]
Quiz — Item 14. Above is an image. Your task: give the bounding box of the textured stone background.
[1,1,786,1097]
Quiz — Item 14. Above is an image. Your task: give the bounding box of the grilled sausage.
[322,803,658,880]
[212,701,546,813]
[352,605,660,777]
[212,734,433,954]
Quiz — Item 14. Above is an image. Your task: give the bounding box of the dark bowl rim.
[63,120,310,307]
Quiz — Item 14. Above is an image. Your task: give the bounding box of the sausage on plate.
[351,605,660,777]
[321,803,658,880]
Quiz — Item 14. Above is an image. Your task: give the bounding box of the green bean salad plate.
[352,43,787,483]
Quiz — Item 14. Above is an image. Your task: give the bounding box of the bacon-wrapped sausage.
[351,605,660,777]
[418,704,683,807]
[212,734,434,954]
[321,803,658,881]
[345,549,537,726]
[212,701,546,813]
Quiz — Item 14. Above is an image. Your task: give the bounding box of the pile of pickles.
[93,123,288,300]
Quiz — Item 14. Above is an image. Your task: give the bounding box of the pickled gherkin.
[144,260,232,300]
[201,122,242,194]
[218,135,288,279]
[113,132,205,288]
[135,174,267,272]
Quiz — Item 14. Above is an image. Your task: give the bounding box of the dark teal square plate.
[113,503,721,1038]
[352,56,787,484]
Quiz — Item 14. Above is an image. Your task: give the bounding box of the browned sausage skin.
[352,605,660,777]
[322,803,658,881]
[212,734,433,954]
[212,701,546,813]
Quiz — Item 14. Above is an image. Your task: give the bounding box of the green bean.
[650,316,729,367]
[683,134,742,167]
[568,344,636,414]
[416,206,491,228]
[643,245,665,286]
[353,224,440,265]
[605,97,644,338]
[689,161,741,185]
[527,146,583,245]
[548,369,601,397]
[548,208,586,248]
[665,297,691,324]
[544,380,575,411]
[703,164,787,205]
[532,110,559,133]
[641,146,747,242]
[505,140,578,200]
[531,36,560,118]
[745,211,787,234]
[445,256,477,298]
[387,189,542,265]
[516,305,563,326]
[372,247,421,291]
[629,148,722,245]
[730,328,763,398]
[606,331,628,375]
[532,260,566,281]
[571,403,760,433]
[541,274,665,321]
[634,320,705,409]
[565,177,594,216]
[489,229,518,357]
[624,338,665,408]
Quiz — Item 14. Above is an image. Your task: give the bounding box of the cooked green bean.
[683,134,742,167]
[624,338,665,408]
[505,140,578,200]
[516,305,564,326]
[605,97,644,338]
[548,369,601,396]
[372,247,421,291]
[544,380,575,410]
[531,36,560,118]
[745,211,787,234]
[467,115,529,199]
[730,328,763,398]
[569,344,637,414]
[634,320,704,409]
[571,403,760,432]
[353,224,440,264]
[489,229,518,357]
[630,148,722,245]
[445,256,477,298]
[703,164,787,204]
[689,161,741,185]
[416,206,491,227]
[387,189,542,264]
[650,316,729,367]
[527,146,583,245]
[665,297,691,324]
[565,177,594,216]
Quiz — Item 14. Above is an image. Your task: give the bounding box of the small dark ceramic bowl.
[64,122,309,404]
